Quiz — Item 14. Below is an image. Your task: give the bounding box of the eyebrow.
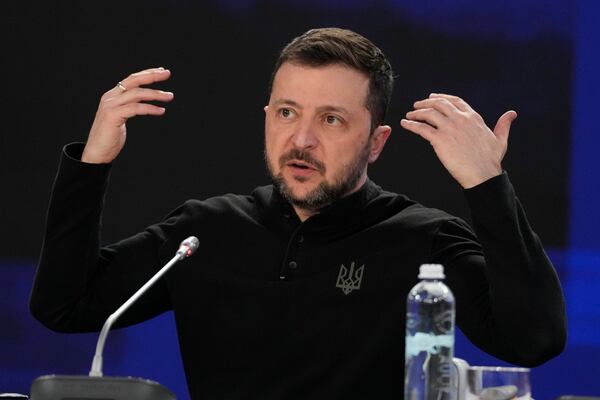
[271,98,351,116]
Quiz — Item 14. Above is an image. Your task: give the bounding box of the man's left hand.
[400,93,517,189]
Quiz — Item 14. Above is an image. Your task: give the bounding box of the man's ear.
[264,106,269,113]
[368,125,392,163]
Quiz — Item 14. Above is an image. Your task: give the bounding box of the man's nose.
[291,118,319,150]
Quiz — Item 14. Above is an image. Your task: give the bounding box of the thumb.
[493,110,517,144]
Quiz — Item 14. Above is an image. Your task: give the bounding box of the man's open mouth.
[288,160,316,170]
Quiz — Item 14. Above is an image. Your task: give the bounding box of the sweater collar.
[263,178,382,234]
[309,179,380,220]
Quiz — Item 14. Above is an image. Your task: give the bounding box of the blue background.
[1,1,599,399]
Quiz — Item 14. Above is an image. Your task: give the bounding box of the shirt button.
[289,261,298,269]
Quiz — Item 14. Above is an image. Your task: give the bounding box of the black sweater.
[31,143,566,399]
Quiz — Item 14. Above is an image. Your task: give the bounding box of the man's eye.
[326,115,341,125]
[280,108,292,118]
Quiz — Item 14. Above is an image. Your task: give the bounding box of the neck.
[293,207,315,222]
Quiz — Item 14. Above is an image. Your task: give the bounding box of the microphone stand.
[30,236,199,400]
[90,252,188,377]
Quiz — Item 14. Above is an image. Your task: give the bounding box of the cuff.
[463,171,516,220]
[58,142,112,182]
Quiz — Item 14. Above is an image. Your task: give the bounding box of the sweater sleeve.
[433,172,566,367]
[30,143,182,333]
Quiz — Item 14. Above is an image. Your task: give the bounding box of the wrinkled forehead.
[270,62,370,113]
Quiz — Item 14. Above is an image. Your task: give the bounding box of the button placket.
[279,225,303,280]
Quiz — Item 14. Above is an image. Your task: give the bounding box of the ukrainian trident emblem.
[336,262,365,295]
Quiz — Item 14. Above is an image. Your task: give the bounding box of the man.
[31,28,566,399]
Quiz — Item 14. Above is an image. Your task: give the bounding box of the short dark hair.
[268,27,394,130]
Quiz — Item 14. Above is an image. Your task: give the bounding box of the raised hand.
[81,67,174,164]
[400,93,517,189]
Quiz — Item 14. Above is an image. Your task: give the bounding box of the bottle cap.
[418,264,445,279]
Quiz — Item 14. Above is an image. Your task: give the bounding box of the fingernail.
[158,67,165,70]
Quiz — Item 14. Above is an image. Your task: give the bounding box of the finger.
[109,87,174,107]
[493,110,517,145]
[119,68,172,91]
[400,118,436,142]
[429,93,471,112]
[413,98,457,117]
[118,103,167,119]
[405,108,446,128]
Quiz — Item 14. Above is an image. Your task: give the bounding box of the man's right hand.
[81,67,174,164]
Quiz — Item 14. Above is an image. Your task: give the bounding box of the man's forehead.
[270,62,370,111]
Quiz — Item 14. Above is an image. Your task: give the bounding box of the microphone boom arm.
[89,236,199,377]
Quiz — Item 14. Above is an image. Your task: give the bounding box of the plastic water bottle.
[405,264,456,400]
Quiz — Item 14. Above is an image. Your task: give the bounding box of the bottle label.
[405,332,454,357]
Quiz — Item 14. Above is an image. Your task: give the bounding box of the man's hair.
[268,27,394,130]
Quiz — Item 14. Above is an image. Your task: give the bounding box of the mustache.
[279,148,326,173]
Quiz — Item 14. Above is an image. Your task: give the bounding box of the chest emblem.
[336,262,365,295]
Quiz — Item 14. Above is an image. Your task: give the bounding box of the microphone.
[30,236,199,400]
[176,236,200,259]
[89,235,199,377]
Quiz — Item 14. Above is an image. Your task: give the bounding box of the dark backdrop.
[2,0,570,257]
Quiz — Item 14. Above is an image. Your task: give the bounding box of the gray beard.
[266,144,371,213]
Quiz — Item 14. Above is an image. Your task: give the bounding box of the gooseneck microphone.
[30,236,200,400]
[90,236,199,377]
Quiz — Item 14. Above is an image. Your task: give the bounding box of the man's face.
[265,62,385,213]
